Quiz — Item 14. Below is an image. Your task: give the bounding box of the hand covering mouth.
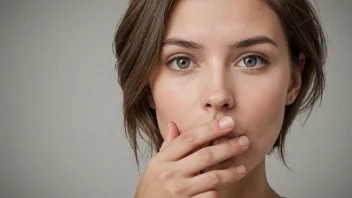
[209,136,230,146]
[209,130,242,146]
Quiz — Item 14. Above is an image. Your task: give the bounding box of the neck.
[217,159,280,198]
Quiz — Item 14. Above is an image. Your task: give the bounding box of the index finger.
[156,116,235,162]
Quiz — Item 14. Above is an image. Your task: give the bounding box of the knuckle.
[207,190,220,198]
[222,140,233,153]
[228,168,241,184]
[208,120,220,136]
[228,169,237,183]
[158,170,174,181]
[198,149,213,164]
[207,172,221,187]
[179,132,195,144]
[168,182,189,196]
[200,120,217,138]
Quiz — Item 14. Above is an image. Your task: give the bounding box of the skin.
[140,0,305,197]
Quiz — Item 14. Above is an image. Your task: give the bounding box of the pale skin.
[136,0,305,197]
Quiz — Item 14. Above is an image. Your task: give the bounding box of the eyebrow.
[162,36,278,50]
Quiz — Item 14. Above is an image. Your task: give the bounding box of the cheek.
[235,69,290,152]
[242,83,286,132]
[151,74,198,139]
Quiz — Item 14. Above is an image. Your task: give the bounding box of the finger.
[202,138,234,172]
[160,122,171,150]
[160,121,180,151]
[204,158,234,172]
[179,135,249,175]
[157,116,235,162]
[191,190,219,198]
[188,165,246,196]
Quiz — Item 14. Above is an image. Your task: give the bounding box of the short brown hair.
[113,0,327,168]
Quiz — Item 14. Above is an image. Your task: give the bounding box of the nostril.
[205,103,230,109]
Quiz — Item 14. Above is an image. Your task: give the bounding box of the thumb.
[160,121,179,151]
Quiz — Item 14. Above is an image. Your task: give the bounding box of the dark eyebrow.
[230,36,278,49]
[162,38,204,50]
[162,35,278,50]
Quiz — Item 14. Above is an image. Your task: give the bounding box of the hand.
[134,117,250,198]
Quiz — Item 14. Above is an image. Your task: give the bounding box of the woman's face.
[149,0,300,172]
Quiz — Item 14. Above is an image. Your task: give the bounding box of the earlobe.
[286,96,296,105]
[286,53,306,105]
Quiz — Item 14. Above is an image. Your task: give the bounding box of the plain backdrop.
[0,0,351,197]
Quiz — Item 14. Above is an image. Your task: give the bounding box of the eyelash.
[166,53,270,74]
[238,53,270,73]
[166,54,195,74]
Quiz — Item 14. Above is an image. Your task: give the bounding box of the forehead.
[165,0,285,46]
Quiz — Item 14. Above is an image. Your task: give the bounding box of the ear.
[286,53,306,105]
[147,94,156,109]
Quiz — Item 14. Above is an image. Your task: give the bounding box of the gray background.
[0,0,351,197]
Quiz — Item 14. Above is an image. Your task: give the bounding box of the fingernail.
[219,117,233,129]
[236,165,246,174]
[238,136,249,147]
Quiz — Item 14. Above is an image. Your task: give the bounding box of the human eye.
[166,54,197,73]
[237,53,270,72]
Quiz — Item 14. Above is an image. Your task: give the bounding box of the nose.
[202,89,234,112]
[201,74,234,112]
[199,57,235,113]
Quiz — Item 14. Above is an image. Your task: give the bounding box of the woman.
[114,0,326,197]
